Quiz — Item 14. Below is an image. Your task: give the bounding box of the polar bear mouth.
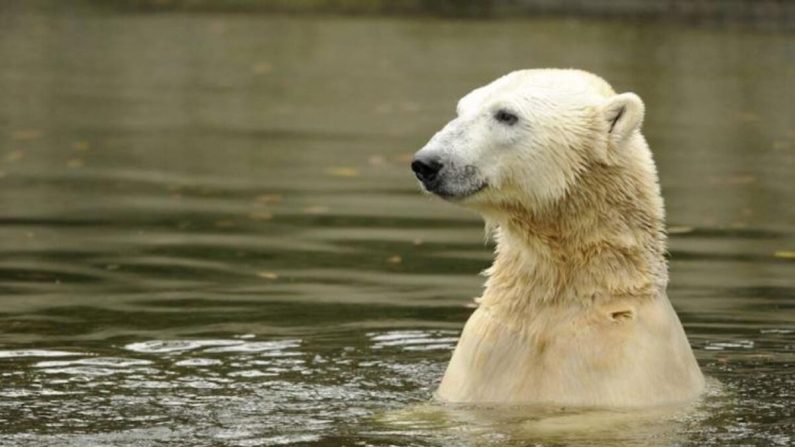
[422,171,488,200]
[434,181,488,200]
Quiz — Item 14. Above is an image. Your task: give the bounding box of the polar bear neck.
[481,159,668,313]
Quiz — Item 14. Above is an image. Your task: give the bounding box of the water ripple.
[124,339,245,354]
[704,340,756,351]
[369,330,459,351]
[204,340,301,353]
[35,357,153,368]
[0,349,82,359]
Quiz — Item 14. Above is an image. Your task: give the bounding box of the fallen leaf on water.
[252,62,272,74]
[248,211,273,221]
[368,155,386,166]
[709,175,756,186]
[303,206,329,215]
[773,250,795,259]
[326,167,359,177]
[10,130,42,141]
[66,159,84,169]
[257,271,279,280]
[72,141,90,151]
[387,255,402,264]
[255,194,282,204]
[6,150,24,162]
[394,153,413,163]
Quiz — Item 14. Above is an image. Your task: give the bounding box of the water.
[0,3,793,446]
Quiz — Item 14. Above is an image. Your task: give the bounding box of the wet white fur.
[416,69,704,407]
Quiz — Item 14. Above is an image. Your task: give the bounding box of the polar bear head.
[411,69,647,216]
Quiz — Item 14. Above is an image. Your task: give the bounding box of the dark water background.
[0,2,793,446]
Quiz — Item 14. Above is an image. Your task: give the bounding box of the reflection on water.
[0,1,793,446]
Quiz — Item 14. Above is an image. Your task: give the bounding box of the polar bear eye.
[494,109,519,126]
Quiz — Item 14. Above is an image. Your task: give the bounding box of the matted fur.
[414,69,704,407]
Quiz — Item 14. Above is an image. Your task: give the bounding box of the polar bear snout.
[411,152,487,200]
[412,113,489,201]
[411,155,443,184]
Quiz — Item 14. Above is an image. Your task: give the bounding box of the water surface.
[0,4,793,446]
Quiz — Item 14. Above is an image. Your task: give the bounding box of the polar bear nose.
[411,156,443,183]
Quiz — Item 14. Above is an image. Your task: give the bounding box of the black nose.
[411,156,443,183]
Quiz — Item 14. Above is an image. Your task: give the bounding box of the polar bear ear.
[603,93,645,144]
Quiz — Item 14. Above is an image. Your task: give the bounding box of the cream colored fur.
[416,69,704,407]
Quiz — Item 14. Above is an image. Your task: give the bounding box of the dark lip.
[424,180,488,201]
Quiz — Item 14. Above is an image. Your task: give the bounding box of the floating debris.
[66,158,84,169]
[10,129,42,141]
[257,271,279,280]
[248,211,273,221]
[709,175,756,186]
[255,193,282,204]
[773,250,795,259]
[326,167,359,177]
[71,141,90,151]
[252,62,272,74]
[394,153,413,163]
[303,206,329,215]
[5,150,24,162]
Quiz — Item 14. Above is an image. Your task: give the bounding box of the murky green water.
[0,3,793,446]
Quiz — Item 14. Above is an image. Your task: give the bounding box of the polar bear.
[411,69,704,407]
